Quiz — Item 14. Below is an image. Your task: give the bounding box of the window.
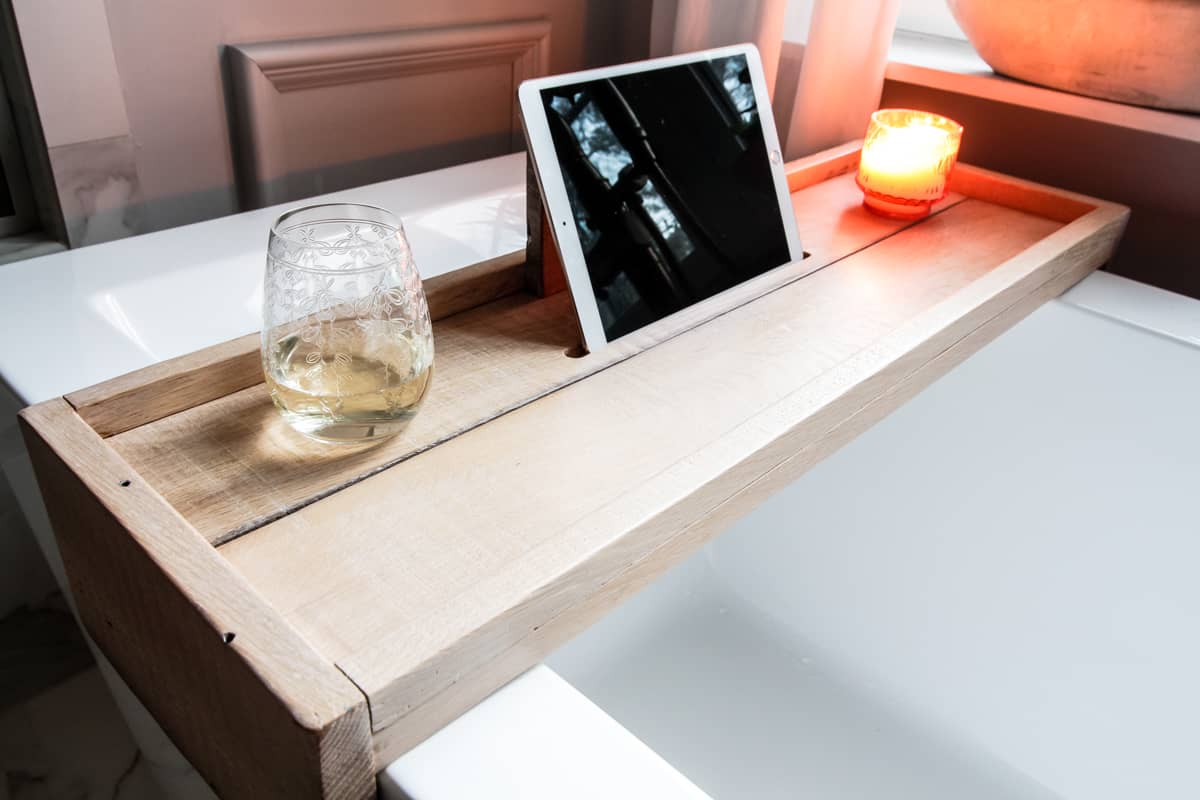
[895,0,966,40]
[784,0,967,44]
[0,71,35,238]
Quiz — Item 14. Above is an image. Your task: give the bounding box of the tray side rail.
[18,400,376,799]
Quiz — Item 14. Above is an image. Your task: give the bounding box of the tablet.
[519,44,808,353]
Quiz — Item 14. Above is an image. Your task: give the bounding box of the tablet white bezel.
[519,44,808,353]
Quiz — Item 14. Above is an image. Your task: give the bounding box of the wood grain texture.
[66,333,264,439]
[66,249,525,438]
[784,139,863,192]
[368,204,1121,760]
[950,163,1097,224]
[112,172,944,546]
[219,195,1126,753]
[422,247,526,320]
[109,291,580,545]
[17,400,374,799]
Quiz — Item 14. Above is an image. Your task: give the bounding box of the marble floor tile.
[0,668,163,799]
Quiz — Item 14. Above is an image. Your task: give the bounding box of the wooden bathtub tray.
[19,142,1127,798]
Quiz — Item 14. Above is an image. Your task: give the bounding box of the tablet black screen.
[540,54,792,341]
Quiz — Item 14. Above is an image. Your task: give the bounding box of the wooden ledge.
[20,142,1128,796]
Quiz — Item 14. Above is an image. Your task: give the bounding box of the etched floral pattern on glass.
[262,203,433,443]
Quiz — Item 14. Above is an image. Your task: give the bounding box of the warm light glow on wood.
[856,109,963,219]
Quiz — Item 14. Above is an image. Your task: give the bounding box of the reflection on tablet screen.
[541,54,792,342]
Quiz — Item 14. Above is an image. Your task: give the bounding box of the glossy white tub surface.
[388,272,1200,800]
[379,666,708,799]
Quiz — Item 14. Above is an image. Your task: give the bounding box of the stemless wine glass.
[262,203,433,443]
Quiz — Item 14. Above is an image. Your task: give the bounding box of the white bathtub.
[383,271,1200,800]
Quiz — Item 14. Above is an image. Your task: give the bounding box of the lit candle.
[856,109,963,219]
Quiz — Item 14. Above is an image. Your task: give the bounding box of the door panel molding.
[226,19,550,209]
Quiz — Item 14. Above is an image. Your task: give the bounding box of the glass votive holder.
[856,109,963,220]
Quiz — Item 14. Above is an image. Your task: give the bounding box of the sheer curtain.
[657,0,901,159]
[785,0,901,158]
[650,0,790,96]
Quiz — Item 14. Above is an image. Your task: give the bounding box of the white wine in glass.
[262,204,433,443]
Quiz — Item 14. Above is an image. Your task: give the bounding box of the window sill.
[887,31,1200,145]
[0,232,65,266]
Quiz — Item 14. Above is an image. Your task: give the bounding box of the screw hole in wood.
[222,632,236,645]
[119,479,132,487]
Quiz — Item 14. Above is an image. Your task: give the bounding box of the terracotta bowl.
[947,0,1200,112]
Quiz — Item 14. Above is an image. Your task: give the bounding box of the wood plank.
[111,172,952,546]
[18,400,374,799]
[370,198,1125,764]
[950,163,1098,224]
[218,198,1123,750]
[789,172,962,265]
[108,291,579,545]
[421,247,526,320]
[66,333,263,439]
[65,248,525,437]
[785,138,862,192]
